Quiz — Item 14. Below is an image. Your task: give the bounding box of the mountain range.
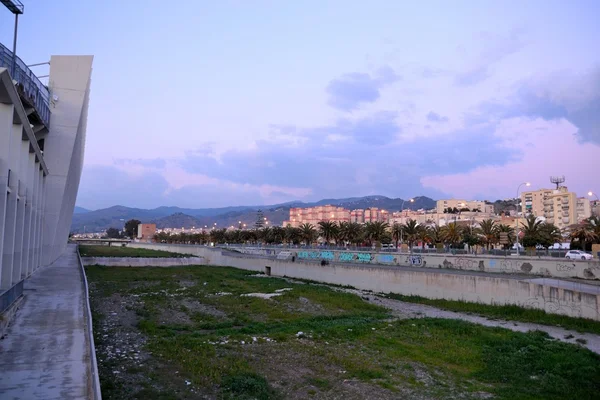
[71,195,436,233]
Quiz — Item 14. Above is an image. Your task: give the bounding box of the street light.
[589,191,599,201]
[515,182,531,255]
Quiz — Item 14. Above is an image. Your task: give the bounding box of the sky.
[2,0,599,210]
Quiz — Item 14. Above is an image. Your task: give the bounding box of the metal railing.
[0,42,50,126]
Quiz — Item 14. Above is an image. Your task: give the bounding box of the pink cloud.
[421,117,600,199]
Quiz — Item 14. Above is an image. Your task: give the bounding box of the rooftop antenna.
[550,176,565,190]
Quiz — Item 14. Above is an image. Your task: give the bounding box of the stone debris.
[241,288,293,299]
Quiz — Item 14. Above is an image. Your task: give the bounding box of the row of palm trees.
[153,215,600,252]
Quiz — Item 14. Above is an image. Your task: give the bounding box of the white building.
[0,47,93,311]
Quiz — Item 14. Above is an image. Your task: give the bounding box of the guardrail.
[0,42,50,127]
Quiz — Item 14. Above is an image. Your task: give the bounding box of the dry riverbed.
[87,265,600,400]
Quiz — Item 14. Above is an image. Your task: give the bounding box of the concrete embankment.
[82,256,204,267]
[127,243,600,321]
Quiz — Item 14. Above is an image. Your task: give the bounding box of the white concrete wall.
[0,69,48,291]
[1,56,93,298]
[42,56,93,265]
[128,243,600,321]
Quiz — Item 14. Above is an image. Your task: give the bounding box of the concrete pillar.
[0,103,13,288]
[11,138,28,284]
[1,117,22,289]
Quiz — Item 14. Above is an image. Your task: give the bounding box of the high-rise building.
[284,205,350,227]
[0,45,93,311]
[576,198,591,222]
[521,187,583,229]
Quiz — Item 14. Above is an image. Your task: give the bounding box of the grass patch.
[79,245,192,258]
[87,264,600,400]
[385,292,600,335]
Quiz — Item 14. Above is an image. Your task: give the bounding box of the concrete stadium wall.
[41,56,94,266]
[128,243,600,321]
[82,257,205,267]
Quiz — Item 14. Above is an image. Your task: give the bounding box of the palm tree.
[299,223,317,246]
[271,226,285,244]
[318,221,339,245]
[520,214,542,248]
[345,222,364,247]
[391,223,403,249]
[478,219,497,250]
[440,222,462,249]
[570,223,598,252]
[584,216,600,243]
[429,225,443,249]
[418,225,432,250]
[365,221,389,248]
[402,219,420,251]
[284,225,300,245]
[537,223,562,251]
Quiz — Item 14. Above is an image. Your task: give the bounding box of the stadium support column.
[1,120,22,289]
[0,103,13,288]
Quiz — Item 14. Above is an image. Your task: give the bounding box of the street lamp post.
[515,182,531,255]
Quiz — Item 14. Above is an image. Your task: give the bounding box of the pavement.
[0,244,93,400]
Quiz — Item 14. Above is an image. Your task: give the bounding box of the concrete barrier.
[127,243,600,321]
[81,256,204,267]
[223,247,600,280]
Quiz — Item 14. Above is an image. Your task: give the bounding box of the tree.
[401,219,420,251]
[478,219,497,250]
[570,223,598,252]
[418,225,432,250]
[537,223,562,250]
[520,214,542,248]
[365,221,389,248]
[285,225,301,245]
[299,223,317,246]
[124,219,141,238]
[340,222,363,246]
[391,223,403,249]
[461,226,481,253]
[105,227,122,239]
[440,223,462,248]
[318,221,339,245]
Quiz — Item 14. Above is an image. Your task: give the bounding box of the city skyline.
[3,1,599,209]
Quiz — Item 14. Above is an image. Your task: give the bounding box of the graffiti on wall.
[339,252,355,262]
[297,251,335,260]
[405,255,422,266]
[556,263,576,272]
[378,254,395,264]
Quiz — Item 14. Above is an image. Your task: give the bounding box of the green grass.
[87,265,600,400]
[385,292,600,335]
[79,245,192,258]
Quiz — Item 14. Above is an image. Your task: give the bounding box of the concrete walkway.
[0,244,93,400]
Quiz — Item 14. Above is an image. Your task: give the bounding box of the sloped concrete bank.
[127,243,600,321]
[81,256,204,267]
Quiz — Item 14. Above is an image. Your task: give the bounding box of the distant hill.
[71,195,436,233]
[73,206,91,214]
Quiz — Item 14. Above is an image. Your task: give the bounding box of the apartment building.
[576,198,591,222]
[350,209,364,223]
[137,223,156,242]
[436,199,494,214]
[284,205,350,227]
[521,187,582,229]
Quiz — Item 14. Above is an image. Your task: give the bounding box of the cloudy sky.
[3,1,599,210]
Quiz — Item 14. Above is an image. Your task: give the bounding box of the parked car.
[565,250,593,260]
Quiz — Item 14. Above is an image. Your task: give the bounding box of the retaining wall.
[81,256,205,267]
[227,246,600,280]
[127,243,600,321]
